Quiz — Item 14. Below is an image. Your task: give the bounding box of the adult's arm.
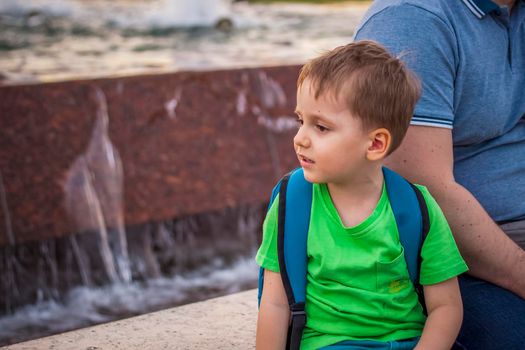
[385,126,525,298]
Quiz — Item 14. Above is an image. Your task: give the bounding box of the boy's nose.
[293,128,310,150]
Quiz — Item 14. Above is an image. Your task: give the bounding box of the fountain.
[0,64,301,345]
[0,0,370,346]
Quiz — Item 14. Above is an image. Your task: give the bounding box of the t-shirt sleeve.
[255,195,280,272]
[354,4,457,129]
[416,185,468,285]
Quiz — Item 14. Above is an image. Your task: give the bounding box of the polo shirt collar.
[461,0,505,18]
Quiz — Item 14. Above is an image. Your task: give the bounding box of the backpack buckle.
[291,310,306,317]
[290,302,306,320]
[289,303,306,350]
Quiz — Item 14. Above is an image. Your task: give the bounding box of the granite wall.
[0,66,301,247]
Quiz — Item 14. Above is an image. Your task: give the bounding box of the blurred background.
[0,0,370,85]
[0,0,370,346]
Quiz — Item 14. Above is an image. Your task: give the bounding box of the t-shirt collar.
[461,0,518,18]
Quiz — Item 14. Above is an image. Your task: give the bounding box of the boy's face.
[294,79,372,185]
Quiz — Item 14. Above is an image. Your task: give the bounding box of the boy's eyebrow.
[312,115,332,126]
[295,111,334,127]
[294,109,324,119]
[295,106,335,124]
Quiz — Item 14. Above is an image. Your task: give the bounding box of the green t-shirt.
[256,182,468,350]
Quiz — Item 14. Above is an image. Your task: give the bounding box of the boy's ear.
[366,128,392,161]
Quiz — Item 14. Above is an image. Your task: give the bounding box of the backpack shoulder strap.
[279,168,312,350]
[257,176,283,306]
[408,182,430,315]
[278,168,313,305]
[257,168,312,350]
[383,167,430,312]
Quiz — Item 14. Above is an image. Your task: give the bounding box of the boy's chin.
[302,170,322,184]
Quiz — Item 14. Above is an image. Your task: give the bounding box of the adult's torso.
[355,0,525,222]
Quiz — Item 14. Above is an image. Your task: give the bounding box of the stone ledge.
[2,289,258,350]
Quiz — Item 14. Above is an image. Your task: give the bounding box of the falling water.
[0,172,15,246]
[0,203,264,345]
[87,89,131,283]
[64,156,119,283]
[64,89,130,284]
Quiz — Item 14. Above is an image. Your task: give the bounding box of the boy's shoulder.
[411,184,439,213]
[412,183,429,195]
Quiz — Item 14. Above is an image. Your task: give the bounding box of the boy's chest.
[306,213,410,293]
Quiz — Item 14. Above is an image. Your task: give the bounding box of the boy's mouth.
[298,154,314,164]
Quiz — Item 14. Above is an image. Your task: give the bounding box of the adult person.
[354,0,525,348]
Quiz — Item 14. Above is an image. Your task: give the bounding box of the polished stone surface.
[2,289,258,350]
[0,66,299,246]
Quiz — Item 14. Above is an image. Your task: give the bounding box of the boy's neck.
[326,164,384,228]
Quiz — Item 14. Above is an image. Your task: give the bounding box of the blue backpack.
[257,167,430,350]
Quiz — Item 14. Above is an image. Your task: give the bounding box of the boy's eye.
[316,124,328,132]
[296,117,303,126]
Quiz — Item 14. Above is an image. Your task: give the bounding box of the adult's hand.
[385,125,525,299]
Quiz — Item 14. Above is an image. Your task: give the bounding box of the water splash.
[64,88,130,284]
[246,71,296,178]
[69,234,91,286]
[256,71,287,109]
[64,156,119,283]
[0,172,20,315]
[236,90,247,116]
[0,198,265,345]
[88,89,131,283]
[0,0,74,18]
[0,1,369,84]
[146,0,232,28]
[164,88,182,120]
[0,171,15,246]
[251,71,295,133]
[0,256,258,345]
[256,115,297,134]
[0,0,233,28]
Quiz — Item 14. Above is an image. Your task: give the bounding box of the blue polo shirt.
[354,0,525,223]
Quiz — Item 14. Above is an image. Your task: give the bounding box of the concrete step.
[3,289,258,350]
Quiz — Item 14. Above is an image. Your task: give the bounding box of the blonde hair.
[297,40,421,154]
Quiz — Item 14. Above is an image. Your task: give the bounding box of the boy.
[255,41,468,350]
